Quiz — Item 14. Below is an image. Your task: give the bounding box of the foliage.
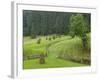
[37,38,41,44]
[31,34,36,39]
[39,54,45,64]
[48,37,52,40]
[69,31,75,38]
[69,14,88,37]
[69,14,89,48]
[23,10,90,38]
[23,11,72,36]
[52,35,56,40]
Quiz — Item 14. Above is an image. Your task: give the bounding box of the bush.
[57,35,62,38]
[39,54,45,64]
[46,37,48,40]
[37,38,41,44]
[31,34,36,39]
[69,31,75,38]
[48,37,51,41]
[52,36,55,40]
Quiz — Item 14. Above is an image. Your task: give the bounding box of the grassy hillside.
[23,34,90,69]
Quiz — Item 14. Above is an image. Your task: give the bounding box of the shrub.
[46,37,48,40]
[48,37,51,41]
[39,54,45,64]
[58,35,61,38]
[52,35,56,40]
[69,31,75,38]
[31,34,36,39]
[37,38,41,44]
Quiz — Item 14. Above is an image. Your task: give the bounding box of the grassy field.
[23,34,90,69]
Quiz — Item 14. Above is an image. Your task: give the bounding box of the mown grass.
[23,34,90,69]
[23,56,86,69]
[49,36,90,64]
[23,35,70,57]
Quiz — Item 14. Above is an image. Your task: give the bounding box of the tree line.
[23,10,90,38]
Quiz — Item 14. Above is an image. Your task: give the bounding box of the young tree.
[69,14,88,48]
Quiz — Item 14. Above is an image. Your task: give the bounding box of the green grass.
[23,36,70,56]
[23,34,90,69]
[23,57,86,69]
[49,36,90,59]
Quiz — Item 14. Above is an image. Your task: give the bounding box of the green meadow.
[23,34,90,69]
[23,11,91,69]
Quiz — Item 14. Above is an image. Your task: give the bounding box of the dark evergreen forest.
[23,10,90,37]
